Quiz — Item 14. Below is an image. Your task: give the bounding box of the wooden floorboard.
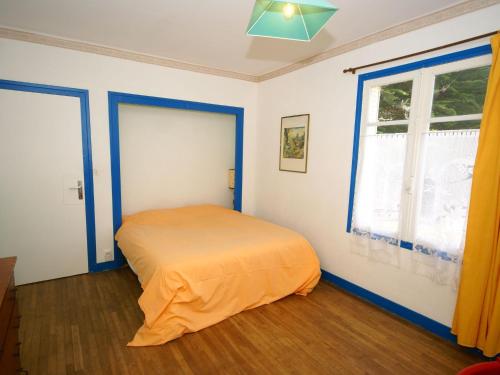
[17,267,479,374]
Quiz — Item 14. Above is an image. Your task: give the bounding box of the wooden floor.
[17,267,479,375]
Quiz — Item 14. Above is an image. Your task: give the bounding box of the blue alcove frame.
[107,92,244,269]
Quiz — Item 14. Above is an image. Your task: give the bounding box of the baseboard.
[320,269,457,343]
[91,258,125,272]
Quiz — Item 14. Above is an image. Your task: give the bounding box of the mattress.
[126,258,142,284]
[115,204,321,346]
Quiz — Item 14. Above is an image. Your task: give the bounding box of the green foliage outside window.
[376,65,490,134]
[378,81,413,122]
[432,66,490,117]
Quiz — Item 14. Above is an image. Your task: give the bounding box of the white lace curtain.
[351,130,478,282]
[412,130,479,285]
[351,133,407,266]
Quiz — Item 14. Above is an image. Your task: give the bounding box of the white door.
[0,89,89,285]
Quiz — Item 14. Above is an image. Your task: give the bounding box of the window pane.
[352,134,407,241]
[432,66,490,117]
[378,81,413,121]
[414,131,479,261]
[430,120,481,131]
[377,125,409,134]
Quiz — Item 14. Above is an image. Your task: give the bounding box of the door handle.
[68,180,83,200]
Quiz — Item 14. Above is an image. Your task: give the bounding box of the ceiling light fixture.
[246,0,338,42]
[283,3,295,19]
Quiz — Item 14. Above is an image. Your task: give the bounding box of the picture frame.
[279,114,310,173]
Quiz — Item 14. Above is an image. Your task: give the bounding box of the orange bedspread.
[115,205,321,346]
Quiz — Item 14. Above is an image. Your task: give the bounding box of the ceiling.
[0,0,470,76]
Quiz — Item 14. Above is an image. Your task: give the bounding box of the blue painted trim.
[233,108,244,212]
[0,80,91,98]
[107,93,125,270]
[359,44,492,81]
[108,92,245,269]
[400,240,413,250]
[346,44,492,236]
[0,79,99,273]
[346,77,364,233]
[320,269,456,342]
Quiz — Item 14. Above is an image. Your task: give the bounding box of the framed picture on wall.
[279,114,310,173]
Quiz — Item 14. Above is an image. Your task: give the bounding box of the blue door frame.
[107,92,244,269]
[0,79,100,272]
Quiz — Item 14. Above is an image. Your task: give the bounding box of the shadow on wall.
[245,30,336,62]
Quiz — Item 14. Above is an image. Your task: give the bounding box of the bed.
[115,204,321,346]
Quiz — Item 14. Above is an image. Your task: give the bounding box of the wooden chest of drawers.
[0,257,23,374]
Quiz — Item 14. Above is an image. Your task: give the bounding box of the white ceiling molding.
[0,0,497,83]
[0,27,259,82]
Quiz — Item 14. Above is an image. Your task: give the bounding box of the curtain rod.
[343,30,498,74]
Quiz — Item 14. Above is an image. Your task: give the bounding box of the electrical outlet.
[104,249,113,261]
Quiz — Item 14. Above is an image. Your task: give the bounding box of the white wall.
[119,104,236,214]
[255,4,500,326]
[0,38,258,263]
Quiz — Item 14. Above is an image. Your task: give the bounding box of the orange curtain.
[452,34,500,357]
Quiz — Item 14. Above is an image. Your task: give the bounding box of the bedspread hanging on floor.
[115,205,321,346]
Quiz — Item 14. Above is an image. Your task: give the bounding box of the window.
[349,52,491,264]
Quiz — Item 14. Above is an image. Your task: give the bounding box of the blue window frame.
[346,44,492,253]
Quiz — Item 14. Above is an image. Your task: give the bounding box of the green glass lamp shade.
[246,0,338,41]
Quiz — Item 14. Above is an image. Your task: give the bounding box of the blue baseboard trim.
[90,259,125,273]
[322,271,498,358]
[320,269,457,343]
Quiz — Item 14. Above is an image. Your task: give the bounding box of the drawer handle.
[16,368,28,374]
